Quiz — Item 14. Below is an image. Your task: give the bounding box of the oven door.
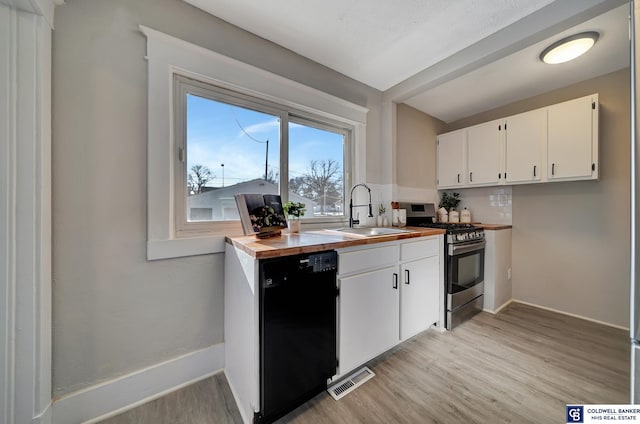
[447,240,485,310]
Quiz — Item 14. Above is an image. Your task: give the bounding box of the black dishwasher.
[257,250,338,424]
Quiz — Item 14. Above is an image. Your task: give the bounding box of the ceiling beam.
[383,0,628,104]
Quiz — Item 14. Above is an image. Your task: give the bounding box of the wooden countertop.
[475,223,512,230]
[225,227,445,259]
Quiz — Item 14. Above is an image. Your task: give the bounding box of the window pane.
[288,121,345,218]
[186,94,280,222]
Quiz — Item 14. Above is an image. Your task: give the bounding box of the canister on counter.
[437,207,448,223]
[392,209,406,227]
[460,208,471,223]
[449,210,460,223]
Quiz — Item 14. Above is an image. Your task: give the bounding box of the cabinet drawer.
[400,238,439,262]
[338,244,399,275]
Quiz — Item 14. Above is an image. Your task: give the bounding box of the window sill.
[147,237,227,260]
[147,218,351,260]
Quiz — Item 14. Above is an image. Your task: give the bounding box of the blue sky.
[186,94,344,188]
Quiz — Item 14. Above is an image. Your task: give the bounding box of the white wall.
[52,0,383,398]
[395,103,445,204]
[53,0,381,397]
[446,68,630,328]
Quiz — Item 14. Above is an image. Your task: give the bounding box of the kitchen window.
[174,76,351,238]
[142,26,367,259]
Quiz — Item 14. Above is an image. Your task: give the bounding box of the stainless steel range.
[402,203,485,330]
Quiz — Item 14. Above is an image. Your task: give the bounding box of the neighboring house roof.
[187,178,316,221]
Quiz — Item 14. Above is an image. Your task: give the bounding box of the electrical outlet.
[507,268,512,280]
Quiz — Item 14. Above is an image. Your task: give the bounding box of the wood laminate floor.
[100,303,629,424]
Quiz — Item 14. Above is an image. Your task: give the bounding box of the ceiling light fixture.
[539,31,600,64]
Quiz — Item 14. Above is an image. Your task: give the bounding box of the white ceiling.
[405,3,630,122]
[184,0,630,122]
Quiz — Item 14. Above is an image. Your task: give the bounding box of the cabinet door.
[437,130,465,188]
[505,109,545,184]
[400,256,439,340]
[467,121,502,186]
[339,266,399,374]
[548,95,597,180]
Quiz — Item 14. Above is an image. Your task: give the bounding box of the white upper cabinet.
[466,120,503,186]
[547,94,598,181]
[437,130,465,188]
[436,93,599,189]
[504,108,546,184]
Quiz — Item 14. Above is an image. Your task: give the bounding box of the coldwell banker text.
[567,405,640,423]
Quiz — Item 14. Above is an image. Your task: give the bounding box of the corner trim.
[52,343,225,424]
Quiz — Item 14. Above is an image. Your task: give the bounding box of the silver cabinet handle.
[405,269,410,284]
[393,273,398,289]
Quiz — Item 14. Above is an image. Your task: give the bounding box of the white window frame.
[175,76,353,238]
[140,26,368,260]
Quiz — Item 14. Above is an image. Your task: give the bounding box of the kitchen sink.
[326,227,412,237]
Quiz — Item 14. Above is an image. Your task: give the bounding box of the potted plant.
[438,192,460,222]
[439,192,461,211]
[283,201,306,233]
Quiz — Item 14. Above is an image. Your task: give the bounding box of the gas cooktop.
[416,222,478,232]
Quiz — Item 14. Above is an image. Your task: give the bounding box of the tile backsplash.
[440,187,512,225]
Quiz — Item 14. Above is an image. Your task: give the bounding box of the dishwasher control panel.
[299,251,337,273]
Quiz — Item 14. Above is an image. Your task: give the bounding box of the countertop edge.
[475,224,513,230]
[226,227,446,259]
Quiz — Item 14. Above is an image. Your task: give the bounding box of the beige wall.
[447,68,631,328]
[396,103,445,190]
[52,0,382,396]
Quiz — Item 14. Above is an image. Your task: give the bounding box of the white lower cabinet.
[338,265,399,375]
[337,236,442,376]
[400,256,439,340]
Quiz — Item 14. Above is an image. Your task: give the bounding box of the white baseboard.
[52,343,224,424]
[33,402,52,424]
[511,299,629,331]
[483,299,514,315]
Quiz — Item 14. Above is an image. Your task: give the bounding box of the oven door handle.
[448,240,486,256]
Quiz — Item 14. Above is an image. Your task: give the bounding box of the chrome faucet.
[349,183,373,228]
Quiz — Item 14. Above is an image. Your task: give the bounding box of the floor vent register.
[327,367,375,400]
